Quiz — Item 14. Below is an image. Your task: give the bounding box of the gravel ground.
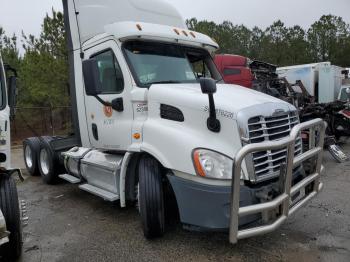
[5,144,350,262]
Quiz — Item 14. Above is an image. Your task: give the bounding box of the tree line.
[0,10,349,107]
[187,15,350,67]
[0,10,68,107]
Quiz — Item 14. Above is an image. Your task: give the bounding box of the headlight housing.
[192,149,233,180]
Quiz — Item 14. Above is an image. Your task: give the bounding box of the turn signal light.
[133,133,141,140]
[193,151,206,177]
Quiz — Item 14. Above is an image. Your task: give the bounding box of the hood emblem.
[272,109,285,116]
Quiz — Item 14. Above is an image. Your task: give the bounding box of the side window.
[223,68,241,76]
[191,60,212,79]
[91,50,124,94]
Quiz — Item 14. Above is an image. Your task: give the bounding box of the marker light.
[133,133,141,140]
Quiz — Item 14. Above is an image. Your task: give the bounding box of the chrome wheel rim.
[40,149,50,175]
[24,146,33,169]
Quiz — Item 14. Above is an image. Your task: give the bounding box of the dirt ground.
[6,144,350,262]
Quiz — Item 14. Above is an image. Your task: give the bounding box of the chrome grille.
[247,111,302,181]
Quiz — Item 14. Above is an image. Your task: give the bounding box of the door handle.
[92,123,99,141]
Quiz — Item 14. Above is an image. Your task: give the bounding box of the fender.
[140,142,172,169]
[119,148,171,208]
[0,168,24,182]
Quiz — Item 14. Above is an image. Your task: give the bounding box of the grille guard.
[229,118,326,244]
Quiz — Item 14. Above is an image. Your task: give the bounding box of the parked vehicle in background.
[277,63,346,104]
[214,54,253,88]
[0,53,25,260]
[339,70,350,102]
[23,0,325,244]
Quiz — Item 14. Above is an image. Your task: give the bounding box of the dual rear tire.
[37,137,58,184]
[23,137,58,184]
[23,137,41,176]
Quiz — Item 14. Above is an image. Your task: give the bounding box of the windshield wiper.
[149,80,182,85]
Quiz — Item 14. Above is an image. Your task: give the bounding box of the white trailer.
[23,0,325,243]
[0,53,24,259]
[339,70,350,101]
[277,62,346,103]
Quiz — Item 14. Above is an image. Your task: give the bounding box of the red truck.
[214,54,254,88]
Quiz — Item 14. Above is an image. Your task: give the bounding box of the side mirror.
[8,76,17,119]
[199,78,220,133]
[82,59,102,96]
[199,78,217,94]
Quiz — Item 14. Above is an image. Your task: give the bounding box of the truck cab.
[0,53,23,259]
[214,54,254,88]
[24,0,326,243]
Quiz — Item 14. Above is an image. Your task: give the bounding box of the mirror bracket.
[199,78,221,133]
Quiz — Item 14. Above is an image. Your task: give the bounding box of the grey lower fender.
[167,174,259,231]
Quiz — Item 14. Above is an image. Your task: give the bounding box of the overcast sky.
[0,0,349,40]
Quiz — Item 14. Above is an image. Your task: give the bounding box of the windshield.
[123,41,221,87]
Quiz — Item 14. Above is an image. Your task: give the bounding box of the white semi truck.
[0,53,24,259]
[23,0,326,243]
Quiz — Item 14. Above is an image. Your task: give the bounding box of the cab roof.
[65,0,187,48]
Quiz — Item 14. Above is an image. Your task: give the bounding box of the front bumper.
[229,118,326,243]
[169,119,326,243]
[168,176,258,231]
[168,167,308,231]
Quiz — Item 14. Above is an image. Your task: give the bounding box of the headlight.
[192,149,233,179]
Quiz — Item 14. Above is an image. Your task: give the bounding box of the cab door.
[0,59,11,168]
[83,40,133,150]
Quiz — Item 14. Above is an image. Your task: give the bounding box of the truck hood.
[148,83,295,119]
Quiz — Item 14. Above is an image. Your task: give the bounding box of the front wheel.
[138,156,165,239]
[0,175,22,259]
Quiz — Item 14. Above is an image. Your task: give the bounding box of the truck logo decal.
[204,106,234,119]
[136,103,148,113]
[103,105,113,118]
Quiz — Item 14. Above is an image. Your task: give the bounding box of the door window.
[223,68,241,76]
[91,50,124,94]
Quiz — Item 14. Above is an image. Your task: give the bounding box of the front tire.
[0,175,22,259]
[138,156,165,239]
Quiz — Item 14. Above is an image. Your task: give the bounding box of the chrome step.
[59,174,81,184]
[79,184,119,202]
